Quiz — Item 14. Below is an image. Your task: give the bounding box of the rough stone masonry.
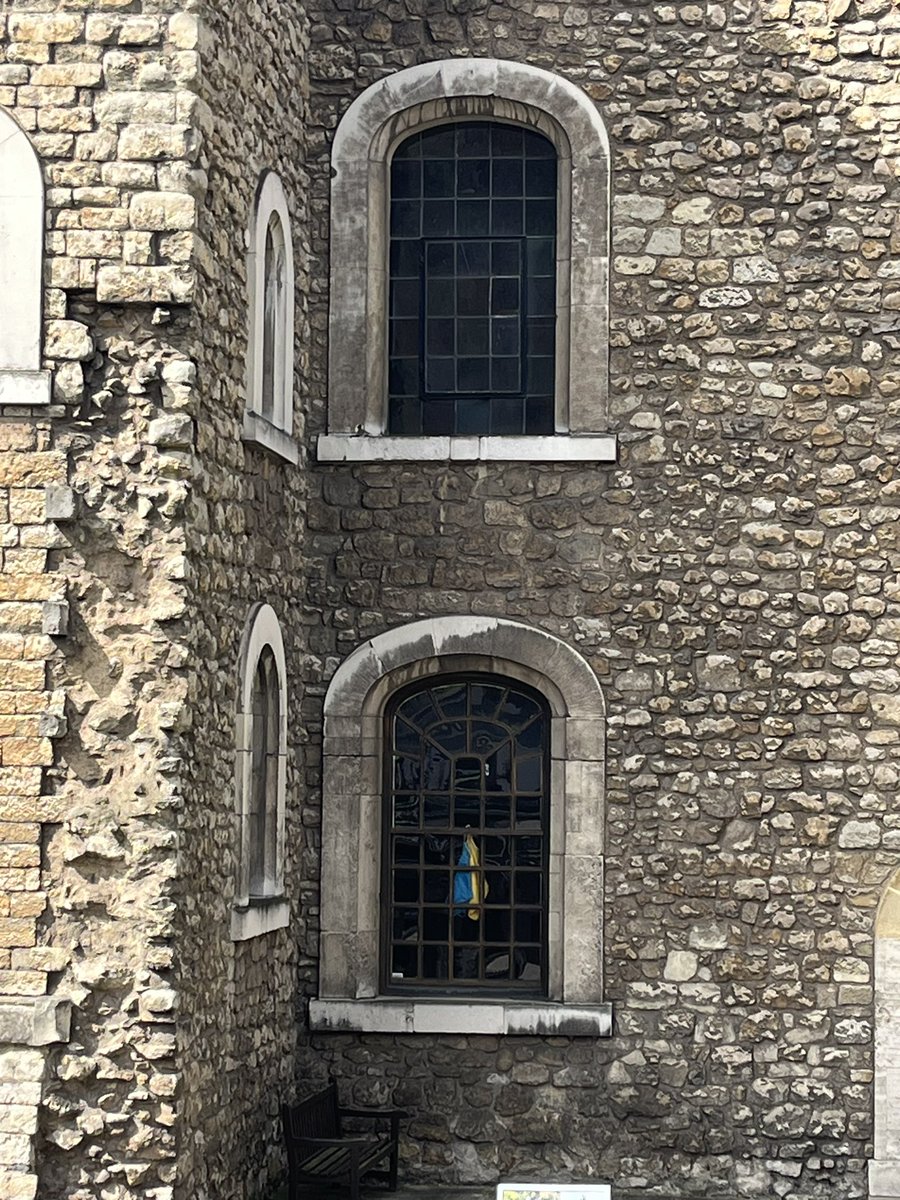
[0,0,899,1199]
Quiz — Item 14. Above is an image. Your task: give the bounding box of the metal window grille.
[388,121,558,437]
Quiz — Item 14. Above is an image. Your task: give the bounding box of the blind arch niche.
[0,108,49,405]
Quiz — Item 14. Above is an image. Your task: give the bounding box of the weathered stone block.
[129,192,196,232]
[96,266,194,304]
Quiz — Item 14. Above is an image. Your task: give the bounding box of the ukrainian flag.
[454,834,488,920]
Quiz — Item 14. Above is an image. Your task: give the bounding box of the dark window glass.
[249,648,279,898]
[388,121,557,436]
[383,675,549,995]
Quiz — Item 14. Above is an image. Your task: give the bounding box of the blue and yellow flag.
[454,834,488,920]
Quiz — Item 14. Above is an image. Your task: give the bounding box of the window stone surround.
[313,616,611,1036]
[322,58,613,463]
[0,109,50,406]
[231,603,290,941]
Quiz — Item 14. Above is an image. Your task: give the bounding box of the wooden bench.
[281,1081,406,1200]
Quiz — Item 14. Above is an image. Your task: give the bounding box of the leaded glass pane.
[388,121,557,436]
[383,675,549,995]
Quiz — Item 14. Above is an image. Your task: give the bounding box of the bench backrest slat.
[283,1081,341,1144]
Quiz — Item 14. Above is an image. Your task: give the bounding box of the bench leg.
[349,1159,361,1200]
[388,1143,399,1192]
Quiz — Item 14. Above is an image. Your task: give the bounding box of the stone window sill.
[316,434,618,464]
[0,369,51,406]
[309,997,612,1036]
[231,897,290,942]
[242,411,299,464]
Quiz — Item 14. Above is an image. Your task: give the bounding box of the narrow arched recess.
[871,868,900,1199]
[311,616,611,1037]
[0,107,49,405]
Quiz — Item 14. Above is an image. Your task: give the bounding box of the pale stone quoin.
[0,1,899,1198]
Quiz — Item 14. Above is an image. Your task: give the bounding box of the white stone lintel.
[317,434,618,464]
[0,995,71,1046]
[242,412,299,464]
[0,370,51,406]
[230,898,290,942]
[309,997,612,1037]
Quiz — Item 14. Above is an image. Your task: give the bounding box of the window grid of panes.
[388,121,557,437]
[383,676,548,995]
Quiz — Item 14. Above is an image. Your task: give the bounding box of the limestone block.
[0,1172,37,1200]
[147,414,194,449]
[40,603,68,638]
[0,1105,37,1135]
[0,1049,43,1082]
[129,192,196,232]
[838,820,881,848]
[0,374,50,408]
[44,487,75,523]
[96,266,194,304]
[664,950,699,981]
[0,998,70,1046]
[168,13,200,48]
[7,14,83,42]
[44,322,93,363]
[118,124,193,161]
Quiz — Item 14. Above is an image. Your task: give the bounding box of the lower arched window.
[383,675,548,996]
[311,616,611,1036]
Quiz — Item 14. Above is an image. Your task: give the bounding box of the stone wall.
[0,1,203,1197]
[0,0,318,1191]
[173,0,313,1194]
[299,1,900,1197]
[2,0,900,1197]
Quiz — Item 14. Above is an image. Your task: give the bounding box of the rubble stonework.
[0,0,898,1198]
[298,0,900,1196]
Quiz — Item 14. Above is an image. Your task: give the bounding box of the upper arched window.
[232,603,290,941]
[388,121,557,438]
[244,172,297,463]
[319,58,616,464]
[0,108,50,406]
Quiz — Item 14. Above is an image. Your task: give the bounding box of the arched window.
[232,604,289,941]
[312,617,610,1036]
[244,172,297,463]
[320,58,616,464]
[384,675,550,995]
[388,122,557,437]
[0,107,50,406]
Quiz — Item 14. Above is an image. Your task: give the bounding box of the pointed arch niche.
[310,616,611,1036]
[0,108,49,405]
[872,869,900,1198]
